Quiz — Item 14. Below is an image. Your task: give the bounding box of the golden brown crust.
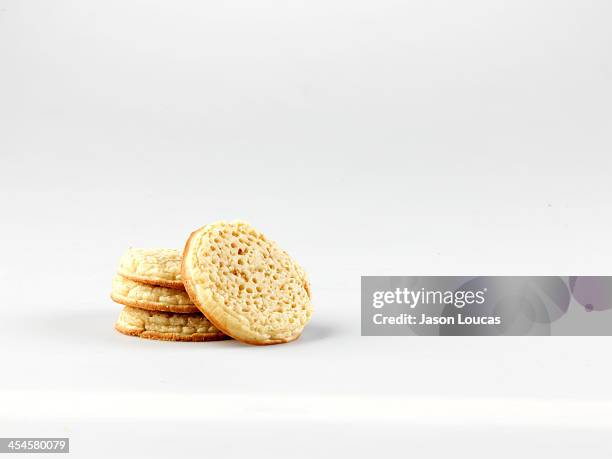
[181,221,312,345]
[118,272,185,290]
[233,331,301,346]
[110,292,199,314]
[114,322,229,342]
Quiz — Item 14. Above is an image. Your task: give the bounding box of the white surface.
[1,0,612,457]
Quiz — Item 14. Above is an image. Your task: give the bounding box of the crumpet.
[111,274,199,313]
[118,248,184,289]
[114,306,228,342]
[181,221,312,345]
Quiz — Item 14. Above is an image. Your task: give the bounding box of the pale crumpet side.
[181,221,313,345]
[118,248,184,289]
[111,274,199,313]
[114,306,229,342]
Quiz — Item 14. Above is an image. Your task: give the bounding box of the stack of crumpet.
[111,248,228,342]
[111,221,314,345]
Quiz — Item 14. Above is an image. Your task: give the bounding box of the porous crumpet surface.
[181,221,312,345]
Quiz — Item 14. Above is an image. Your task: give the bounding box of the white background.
[1,0,612,457]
